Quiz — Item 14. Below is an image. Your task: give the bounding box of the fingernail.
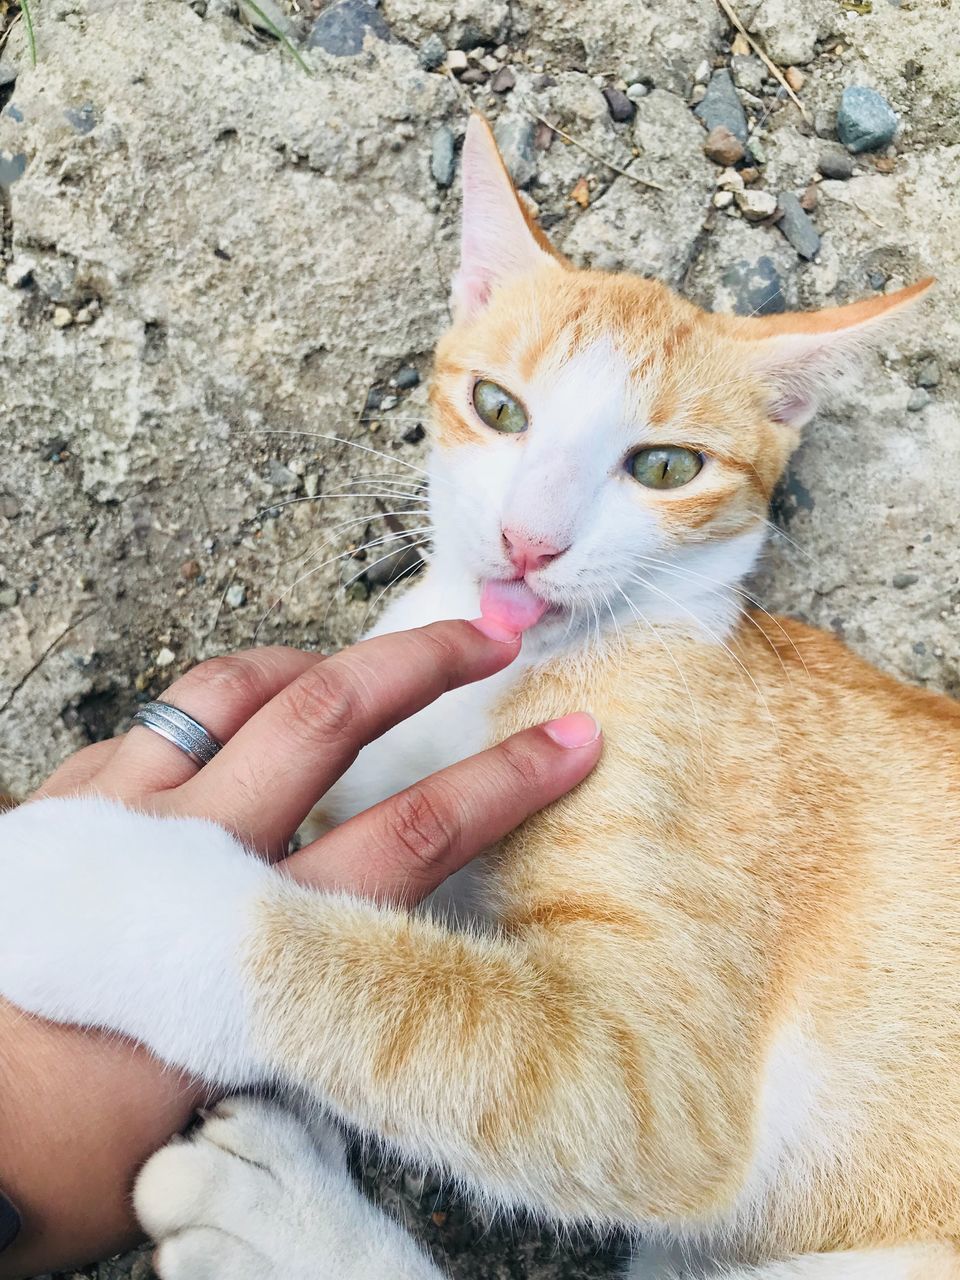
[0,1189,21,1254]
[467,617,521,644]
[542,712,601,748]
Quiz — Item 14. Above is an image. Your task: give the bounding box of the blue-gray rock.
[0,59,17,88]
[891,572,919,588]
[916,358,940,388]
[0,151,26,188]
[493,116,537,188]
[907,388,931,412]
[776,192,820,261]
[306,0,393,56]
[837,86,898,153]
[694,70,748,144]
[64,103,96,134]
[430,125,456,188]
[394,366,420,390]
[418,33,445,71]
[723,257,785,317]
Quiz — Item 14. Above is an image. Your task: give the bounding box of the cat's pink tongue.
[480,579,551,633]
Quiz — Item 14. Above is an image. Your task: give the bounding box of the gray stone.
[395,365,420,389]
[0,587,18,609]
[837,86,899,154]
[814,108,837,139]
[891,572,919,589]
[735,187,777,221]
[916,358,941,388]
[747,0,822,66]
[0,59,18,88]
[493,115,537,187]
[417,32,445,69]
[907,387,931,412]
[602,85,635,123]
[0,151,25,188]
[430,124,456,187]
[694,69,748,144]
[306,0,393,56]
[818,145,854,180]
[722,256,786,316]
[776,191,820,260]
[225,582,247,608]
[731,54,765,96]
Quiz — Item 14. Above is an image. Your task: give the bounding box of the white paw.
[0,795,268,1084]
[136,1096,445,1280]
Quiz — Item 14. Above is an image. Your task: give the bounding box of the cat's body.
[1,116,956,1280]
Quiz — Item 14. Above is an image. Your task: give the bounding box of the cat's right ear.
[451,114,563,323]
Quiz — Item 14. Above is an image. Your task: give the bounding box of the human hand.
[34,619,601,903]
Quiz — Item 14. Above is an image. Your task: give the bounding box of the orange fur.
[246,117,953,1275]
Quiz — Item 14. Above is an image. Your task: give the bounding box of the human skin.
[0,619,602,1277]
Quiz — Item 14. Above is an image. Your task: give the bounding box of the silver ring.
[130,701,223,767]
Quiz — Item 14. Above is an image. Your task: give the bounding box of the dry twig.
[713,0,810,122]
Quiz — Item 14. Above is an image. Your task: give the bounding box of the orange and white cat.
[1,116,957,1280]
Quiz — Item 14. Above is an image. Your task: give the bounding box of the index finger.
[175,619,521,852]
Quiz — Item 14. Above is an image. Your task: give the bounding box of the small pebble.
[0,587,18,608]
[874,155,896,174]
[916,358,940,388]
[693,59,711,84]
[570,176,590,208]
[459,68,488,86]
[740,166,760,185]
[179,559,201,580]
[156,647,176,668]
[225,582,246,609]
[430,125,456,188]
[837,86,898,154]
[818,144,854,180]
[490,66,515,93]
[418,33,446,71]
[891,572,919,589]
[403,424,426,445]
[776,191,820,260]
[731,33,751,56]
[305,0,393,56]
[731,55,765,96]
[799,182,819,212]
[304,472,320,497]
[395,366,420,390]
[52,306,73,328]
[713,190,734,209]
[602,85,635,123]
[0,493,21,519]
[784,66,806,93]
[625,82,649,102]
[906,388,931,412]
[703,124,744,166]
[735,188,778,221]
[444,49,468,73]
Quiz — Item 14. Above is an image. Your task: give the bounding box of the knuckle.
[498,736,548,794]
[284,661,364,744]
[180,653,265,707]
[385,785,454,870]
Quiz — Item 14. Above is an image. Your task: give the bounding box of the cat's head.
[427,114,932,648]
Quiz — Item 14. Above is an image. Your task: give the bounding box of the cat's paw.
[136,1096,445,1280]
[0,796,267,1084]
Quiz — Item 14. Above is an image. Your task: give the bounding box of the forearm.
[0,999,204,1278]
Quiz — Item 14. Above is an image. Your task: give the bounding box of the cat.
[1,114,957,1280]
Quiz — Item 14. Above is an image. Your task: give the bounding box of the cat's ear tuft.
[451,113,563,323]
[733,277,935,428]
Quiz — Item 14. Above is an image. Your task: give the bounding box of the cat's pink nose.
[502,527,567,575]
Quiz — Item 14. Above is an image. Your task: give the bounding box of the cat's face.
[426,116,931,647]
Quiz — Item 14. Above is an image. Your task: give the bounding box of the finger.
[30,739,122,799]
[175,620,521,856]
[284,712,602,906]
[103,648,325,798]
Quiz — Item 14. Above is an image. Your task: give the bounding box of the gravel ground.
[1,0,957,1276]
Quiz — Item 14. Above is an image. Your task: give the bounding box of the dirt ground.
[1,0,957,1276]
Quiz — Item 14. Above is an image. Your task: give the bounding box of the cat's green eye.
[473,379,528,434]
[628,446,703,490]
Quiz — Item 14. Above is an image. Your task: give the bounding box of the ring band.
[131,701,223,767]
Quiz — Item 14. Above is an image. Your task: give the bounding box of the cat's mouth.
[479,578,554,633]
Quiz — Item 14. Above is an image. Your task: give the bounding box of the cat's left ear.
[452,113,565,323]
[732,277,935,427]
